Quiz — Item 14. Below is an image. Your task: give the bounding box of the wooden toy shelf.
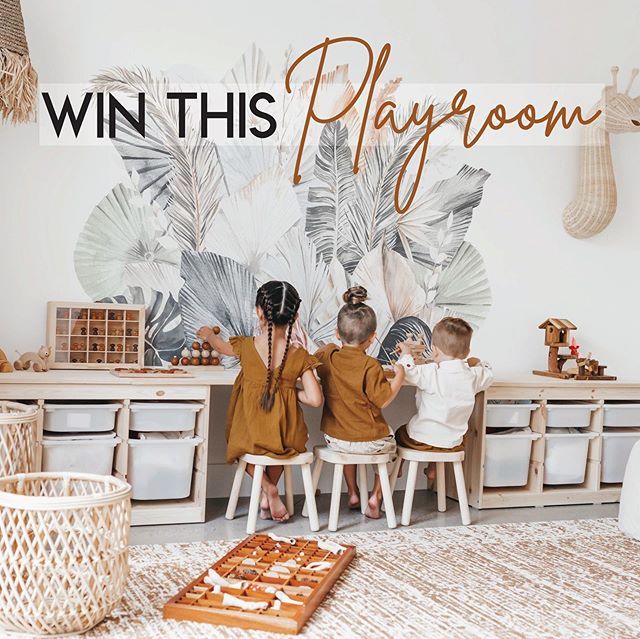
[456,376,640,509]
[47,301,145,369]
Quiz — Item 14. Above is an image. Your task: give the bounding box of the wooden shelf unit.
[0,371,211,526]
[454,378,639,509]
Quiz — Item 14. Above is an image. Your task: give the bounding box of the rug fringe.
[0,47,37,123]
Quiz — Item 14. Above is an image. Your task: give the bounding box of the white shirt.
[397,355,494,448]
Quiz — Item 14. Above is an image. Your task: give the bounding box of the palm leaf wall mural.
[75,45,492,366]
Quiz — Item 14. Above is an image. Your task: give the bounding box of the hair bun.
[343,286,368,305]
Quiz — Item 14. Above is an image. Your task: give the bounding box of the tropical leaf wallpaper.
[74,45,492,366]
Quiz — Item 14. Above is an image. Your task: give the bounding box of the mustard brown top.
[315,343,392,441]
[225,336,320,463]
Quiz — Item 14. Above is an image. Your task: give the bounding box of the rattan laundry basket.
[0,400,37,475]
[0,472,131,636]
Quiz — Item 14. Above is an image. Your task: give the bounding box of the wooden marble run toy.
[533,318,616,380]
[163,533,355,634]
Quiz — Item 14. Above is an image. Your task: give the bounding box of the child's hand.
[396,341,413,356]
[197,326,213,342]
[393,363,406,380]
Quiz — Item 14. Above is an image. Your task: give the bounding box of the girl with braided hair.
[198,281,322,522]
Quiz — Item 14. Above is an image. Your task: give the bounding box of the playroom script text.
[41,36,601,214]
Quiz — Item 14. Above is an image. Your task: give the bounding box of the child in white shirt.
[395,317,493,477]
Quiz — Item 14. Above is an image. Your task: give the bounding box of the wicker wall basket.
[0,400,38,476]
[0,472,131,636]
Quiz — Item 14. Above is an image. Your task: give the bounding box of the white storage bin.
[127,435,202,500]
[546,403,598,429]
[601,428,640,483]
[603,404,640,428]
[43,403,121,433]
[483,428,542,487]
[129,402,202,432]
[42,432,120,475]
[543,428,598,485]
[486,403,537,429]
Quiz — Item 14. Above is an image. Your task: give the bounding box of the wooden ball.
[181,356,190,366]
[202,342,211,351]
[170,355,180,366]
[191,349,201,358]
[181,348,191,358]
[210,350,219,358]
[212,326,221,335]
[211,357,220,366]
[201,349,210,358]
[191,341,201,350]
[201,357,210,366]
[191,357,200,366]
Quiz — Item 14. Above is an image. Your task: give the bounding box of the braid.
[260,314,275,412]
[255,280,302,413]
[272,318,295,397]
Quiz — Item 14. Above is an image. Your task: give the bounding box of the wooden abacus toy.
[163,533,355,635]
[170,327,222,367]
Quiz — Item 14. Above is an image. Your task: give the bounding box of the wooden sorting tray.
[163,533,356,634]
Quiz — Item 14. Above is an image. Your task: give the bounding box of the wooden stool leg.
[378,463,397,529]
[358,464,368,515]
[247,464,264,534]
[284,466,294,516]
[301,464,319,532]
[436,462,446,512]
[328,463,343,532]
[453,461,471,526]
[401,461,418,526]
[390,456,402,493]
[225,459,247,520]
[302,458,323,518]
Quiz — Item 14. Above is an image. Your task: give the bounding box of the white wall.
[2,0,640,495]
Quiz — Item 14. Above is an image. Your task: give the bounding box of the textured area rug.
[81,519,637,639]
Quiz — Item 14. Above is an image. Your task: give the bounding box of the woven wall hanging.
[0,0,37,123]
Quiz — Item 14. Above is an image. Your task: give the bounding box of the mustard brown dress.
[225,336,320,463]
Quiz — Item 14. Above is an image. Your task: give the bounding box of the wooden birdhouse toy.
[540,318,575,347]
[533,318,616,381]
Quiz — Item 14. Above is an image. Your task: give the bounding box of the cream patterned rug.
[81,519,638,639]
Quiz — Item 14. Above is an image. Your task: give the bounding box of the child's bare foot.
[265,484,290,522]
[424,463,436,481]
[364,495,381,519]
[260,491,271,520]
[348,493,361,510]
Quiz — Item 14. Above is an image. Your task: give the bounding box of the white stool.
[225,452,319,534]
[390,446,471,526]
[619,440,640,541]
[304,446,397,531]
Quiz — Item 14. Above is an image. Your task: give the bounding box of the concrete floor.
[129,490,619,545]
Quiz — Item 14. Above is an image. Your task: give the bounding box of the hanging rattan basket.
[0,472,131,636]
[0,400,38,476]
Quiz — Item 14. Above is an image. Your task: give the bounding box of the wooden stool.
[389,446,470,526]
[225,452,319,534]
[304,446,397,531]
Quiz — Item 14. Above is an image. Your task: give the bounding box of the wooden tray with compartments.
[110,367,193,378]
[47,301,145,369]
[163,533,356,634]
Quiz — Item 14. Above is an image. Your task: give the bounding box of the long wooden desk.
[0,370,636,522]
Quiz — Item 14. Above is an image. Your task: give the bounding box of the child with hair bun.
[198,280,323,523]
[315,286,405,519]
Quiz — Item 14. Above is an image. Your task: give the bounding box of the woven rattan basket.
[0,400,38,476]
[0,472,131,636]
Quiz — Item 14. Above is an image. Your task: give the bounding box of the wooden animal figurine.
[14,346,53,372]
[0,349,13,373]
[563,66,640,238]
